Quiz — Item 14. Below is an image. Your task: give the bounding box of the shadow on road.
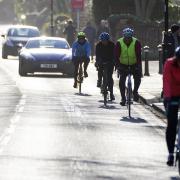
[98,100,118,104]
[144,125,165,130]
[98,105,120,110]
[120,116,147,123]
[74,93,92,97]
[171,177,180,180]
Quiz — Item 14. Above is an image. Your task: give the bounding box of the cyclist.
[114,28,142,106]
[163,46,180,166]
[95,32,115,101]
[72,32,91,88]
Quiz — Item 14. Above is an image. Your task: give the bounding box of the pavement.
[138,60,165,116]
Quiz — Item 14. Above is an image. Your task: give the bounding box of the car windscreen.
[26,39,70,49]
[7,28,40,37]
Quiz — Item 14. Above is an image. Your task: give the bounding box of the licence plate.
[40,64,58,68]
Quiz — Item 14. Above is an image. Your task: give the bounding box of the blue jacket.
[72,39,91,59]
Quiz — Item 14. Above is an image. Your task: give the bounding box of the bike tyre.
[127,86,131,118]
[79,82,82,94]
[104,90,107,106]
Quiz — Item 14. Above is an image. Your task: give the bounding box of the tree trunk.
[145,0,156,20]
[134,0,158,21]
[134,0,141,17]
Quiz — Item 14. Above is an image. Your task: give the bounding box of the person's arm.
[86,42,91,58]
[72,42,76,59]
[114,42,121,68]
[163,60,172,99]
[135,40,141,64]
[135,40,142,73]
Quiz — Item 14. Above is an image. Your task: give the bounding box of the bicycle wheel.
[127,84,132,118]
[78,64,83,94]
[103,88,108,106]
[103,67,108,106]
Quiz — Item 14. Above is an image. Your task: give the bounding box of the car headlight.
[6,39,13,46]
[63,55,72,62]
[20,53,35,61]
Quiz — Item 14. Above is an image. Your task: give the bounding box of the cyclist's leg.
[73,59,80,88]
[83,58,90,77]
[107,65,115,100]
[132,68,141,101]
[119,70,127,105]
[97,65,103,87]
[166,102,179,165]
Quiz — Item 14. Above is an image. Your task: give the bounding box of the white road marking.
[0,95,26,154]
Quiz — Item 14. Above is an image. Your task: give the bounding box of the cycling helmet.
[99,32,110,41]
[175,46,180,58]
[77,32,86,38]
[122,28,134,38]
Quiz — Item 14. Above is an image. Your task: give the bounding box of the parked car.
[1,25,40,59]
[18,36,74,76]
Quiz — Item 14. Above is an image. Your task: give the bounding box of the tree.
[14,0,71,28]
[93,0,165,25]
[134,0,157,20]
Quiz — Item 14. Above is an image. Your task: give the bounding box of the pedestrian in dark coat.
[83,22,96,60]
[64,20,76,47]
[162,24,180,64]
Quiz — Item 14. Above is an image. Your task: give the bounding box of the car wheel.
[64,62,74,77]
[2,47,8,59]
[19,60,27,76]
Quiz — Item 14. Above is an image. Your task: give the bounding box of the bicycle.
[77,60,84,94]
[117,65,133,118]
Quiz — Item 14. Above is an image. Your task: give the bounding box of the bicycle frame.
[77,60,84,94]
[126,66,133,118]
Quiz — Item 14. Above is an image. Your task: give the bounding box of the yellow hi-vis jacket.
[117,37,137,65]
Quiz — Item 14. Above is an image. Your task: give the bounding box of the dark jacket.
[64,25,76,46]
[83,25,96,43]
[163,32,180,60]
[95,41,115,64]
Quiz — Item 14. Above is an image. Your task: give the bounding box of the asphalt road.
[0,57,179,180]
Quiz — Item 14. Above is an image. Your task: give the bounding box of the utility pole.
[165,0,169,32]
[162,0,169,65]
[50,0,54,36]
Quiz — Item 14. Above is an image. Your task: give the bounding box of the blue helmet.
[175,46,180,58]
[99,32,110,41]
[122,28,134,38]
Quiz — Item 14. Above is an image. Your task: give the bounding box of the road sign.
[71,0,84,10]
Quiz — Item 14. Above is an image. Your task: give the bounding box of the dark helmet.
[122,28,134,38]
[171,24,180,33]
[175,46,180,58]
[99,32,110,41]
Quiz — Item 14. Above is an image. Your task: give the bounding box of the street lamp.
[20,14,26,25]
[50,0,54,36]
